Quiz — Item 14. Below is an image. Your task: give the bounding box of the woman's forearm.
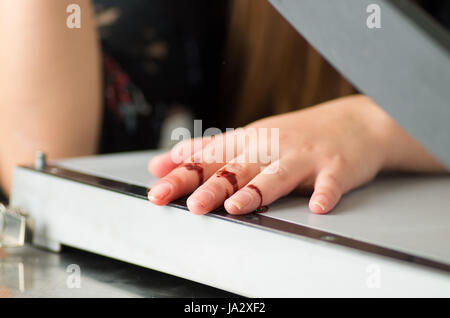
[0,0,102,195]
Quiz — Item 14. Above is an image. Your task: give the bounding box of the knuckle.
[271,164,289,181]
[198,184,219,197]
[329,154,348,169]
[202,177,228,196]
[316,187,340,202]
[298,142,315,153]
[317,176,343,199]
[222,162,251,178]
[278,131,290,143]
[161,173,184,190]
[326,173,343,191]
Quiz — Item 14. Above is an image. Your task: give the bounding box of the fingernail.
[312,201,326,212]
[149,183,173,201]
[228,191,253,211]
[311,195,328,213]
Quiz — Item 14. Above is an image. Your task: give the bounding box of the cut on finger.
[224,156,313,215]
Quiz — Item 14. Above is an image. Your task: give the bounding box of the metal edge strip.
[20,164,450,273]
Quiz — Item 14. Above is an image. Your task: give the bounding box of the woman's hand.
[148,95,446,214]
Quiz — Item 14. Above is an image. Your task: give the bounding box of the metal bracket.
[0,203,27,248]
[0,151,47,248]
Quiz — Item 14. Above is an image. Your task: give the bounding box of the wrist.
[358,97,448,173]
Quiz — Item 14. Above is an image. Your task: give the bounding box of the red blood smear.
[182,163,204,187]
[216,169,238,193]
[255,206,269,213]
[247,184,262,206]
[247,184,269,213]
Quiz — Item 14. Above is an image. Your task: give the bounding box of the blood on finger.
[181,163,204,187]
[255,206,269,213]
[216,169,238,193]
[247,184,269,213]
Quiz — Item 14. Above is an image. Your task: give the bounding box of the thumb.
[309,168,345,214]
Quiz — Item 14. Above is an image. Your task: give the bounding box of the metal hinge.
[0,151,45,248]
[0,203,27,248]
